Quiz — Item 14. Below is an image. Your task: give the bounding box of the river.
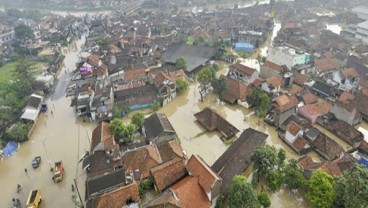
[0,38,96,208]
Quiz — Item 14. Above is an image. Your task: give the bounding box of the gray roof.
[161,43,216,72]
[86,168,126,199]
[352,6,368,15]
[144,112,176,143]
[357,20,368,30]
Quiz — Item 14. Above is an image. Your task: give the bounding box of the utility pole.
[74,179,84,208]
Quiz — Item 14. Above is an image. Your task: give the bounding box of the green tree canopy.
[197,67,214,101]
[12,61,36,97]
[14,24,35,40]
[246,87,270,117]
[131,112,145,129]
[175,57,187,71]
[307,169,335,208]
[334,164,368,208]
[97,38,109,50]
[175,78,189,94]
[109,118,136,143]
[228,175,261,208]
[211,76,227,98]
[6,122,31,142]
[282,159,307,190]
[151,101,161,111]
[257,191,271,208]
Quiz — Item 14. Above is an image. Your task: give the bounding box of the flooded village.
[1,0,368,207]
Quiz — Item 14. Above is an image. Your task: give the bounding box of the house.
[317,116,363,146]
[156,140,185,163]
[150,158,187,193]
[261,76,283,94]
[355,20,368,44]
[211,128,267,194]
[143,112,177,144]
[82,151,123,178]
[260,60,283,79]
[90,121,118,153]
[280,121,310,154]
[20,94,44,123]
[320,155,355,177]
[352,6,368,20]
[225,54,239,64]
[144,176,212,208]
[186,155,222,202]
[221,76,248,104]
[90,85,114,122]
[161,43,216,73]
[330,101,361,126]
[350,141,368,168]
[121,144,162,180]
[150,71,176,106]
[267,46,311,70]
[298,101,332,124]
[301,92,318,105]
[288,84,303,96]
[311,81,335,98]
[332,67,360,92]
[298,155,323,179]
[293,73,309,86]
[86,182,140,208]
[194,108,239,139]
[356,91,368,121]
[265,94,299,127]
[314,58,340,75]
[228,63,259,85]
[311,133,345,161]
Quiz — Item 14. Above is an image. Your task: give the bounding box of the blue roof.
[3,141,18,157]
[234,42,254,48]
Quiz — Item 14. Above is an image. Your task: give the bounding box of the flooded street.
[0,38,95,208]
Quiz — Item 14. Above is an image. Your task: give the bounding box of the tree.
[228,175,261,208]
[212,63,220,72]
[176,78,189,94]
[334,164,368,208]
[197,67,214,102]
[251,145,283,189]
[14,24,34,40]
[97,38,109,50]
[12,61,36,97]
[131,112,145,129]
[214,194,224,208]
[257,191,271,208]
[6,122,31,142]
[307,169,335,208]
[211,76,227,98]
[109,118,136,143]
[151,101,161,111]
[247,87,270,117]
[175,57,186,71]
[282,159,307,190]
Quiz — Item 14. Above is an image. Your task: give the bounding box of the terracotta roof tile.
[222,76,248,104]
[121,145,162,179]
[263,60,283,73]
[302,92,318,104]
[169,69,188,81]
[87,54,100,67]
[315,58,340,72]
[293,136,308,152]
[272,95,299,112]
[286,121,301,136]
[298,155,323,170]
[289,84,303,95]
[341,67,360,79]
[92,182,140,208]
[300,101,332,116]
[230,63,256,77]
[157,140,185,163]
[321,156,354,177]
[124,69,146,81]
[294,74,308,86]
[266,76,283,87]
[170,176,211,208]
[150,158,187,192]
[144,190,184,208]
[312,133,344,160]
[186,155,221,194]
[91,122,116,152]
[338,91,355,104]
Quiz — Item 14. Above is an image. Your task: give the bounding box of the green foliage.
[131,112,145,129]
[14,24,35,40]
[151,101,161,111]
[307,169,335,208]
[266,170,283,191]
[175,57,187,71]
[12,61,36,97]
[6,122,31,142]
[214,194,224,208]
[197,67,214,86]
[211,76,227,98]
[277,148,286,167]
[334,164,368,208]
[175,78,189,94]
[228,175,261,208]
[237,51,252,59]
[109,118,136,143]
[282,159,307,190]
[257,191,271,208]
[247,87,270,117]
[212,63,220,72]
[139,177,154,196]
[257,55,266,64]
[112,106,122,119]
[97,38,109,50]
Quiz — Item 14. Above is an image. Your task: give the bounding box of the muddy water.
[0,38,96,208]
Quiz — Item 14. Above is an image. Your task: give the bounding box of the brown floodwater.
[0,38,96,208]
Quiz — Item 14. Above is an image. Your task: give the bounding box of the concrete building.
[356,20,368,44]
[352,6,368,20]
[267,46,311,70]
[0,30,14,45]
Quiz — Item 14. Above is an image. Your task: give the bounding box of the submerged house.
[211,128,267,194]
[20,94,44,123]
[143,112,177,144]
[194,108,239,139]
[265,94,299,127]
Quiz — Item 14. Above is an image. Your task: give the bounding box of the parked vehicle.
[52,160,64,182]
[31,156,41,168]
[41,104,47,113]
[25,190,41,208]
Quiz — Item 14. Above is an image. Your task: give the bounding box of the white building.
[352,6,368,20]
[0,30,14,45]
[267,46,311,70]
[356,20,368,44]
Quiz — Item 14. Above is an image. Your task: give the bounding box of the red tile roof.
[222,76,248,103]
[338,91,355,104]
[230,63,256,77]
[289,84,303,95]
[87,54,100,67]
[272,95,299,112]
[294,74,308,86]
[186,155,221,194]
[341,67,360,79]
[315,58,340,72]
[286,121,301,136]
[170,176,211,208]
[302,92,318,104]
[150,158,187,192]
[321,156,354,177]
[124,69,146,81]
[91,122,116,152]
[293,136,308,152]
[92,182,140,208]
[263,60,283,73]
[266,76,283,87]
[157,140,185,163]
